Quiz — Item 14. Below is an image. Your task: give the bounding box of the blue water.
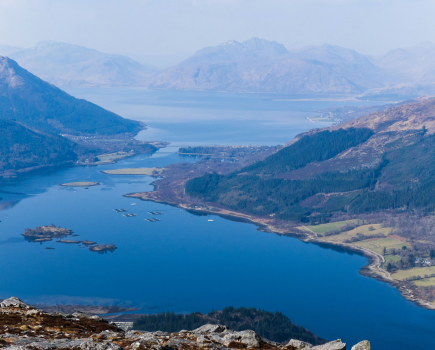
[65,89,388,146]
[1,90,434,349]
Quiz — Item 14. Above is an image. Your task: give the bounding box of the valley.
[3,1,435,349]
[1,86,435,349]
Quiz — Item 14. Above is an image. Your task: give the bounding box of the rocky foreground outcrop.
[0,297,369,350]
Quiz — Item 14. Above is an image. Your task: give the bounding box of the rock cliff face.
[0,297,368,350]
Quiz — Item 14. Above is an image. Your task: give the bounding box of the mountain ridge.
[149,38,387,94]
[0,55,143,135]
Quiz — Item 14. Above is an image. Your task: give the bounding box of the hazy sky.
[1,0,434,59]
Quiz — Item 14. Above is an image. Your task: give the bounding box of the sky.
[0,0,434,62]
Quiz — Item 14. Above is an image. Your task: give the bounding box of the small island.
[89,243,117,253]
[61,182,100,187]
[22,225,73,240]
[22,226,117,254]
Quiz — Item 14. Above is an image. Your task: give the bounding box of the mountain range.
[7,41,158,88]
[150,38,387,94]
[3,38,435,96]
[150,39,435,95]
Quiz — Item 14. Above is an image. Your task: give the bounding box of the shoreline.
[125,191,435,311]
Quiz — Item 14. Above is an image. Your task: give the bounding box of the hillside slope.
[10,41,158,88]
[0,120,92,175]
[0,56,142,135]
[150,38,386,94]
[186,97,435,222]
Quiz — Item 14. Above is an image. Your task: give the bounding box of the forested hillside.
[186,98,435,222]
[0,120,94,175]
[0,56,142,135]
[133,307,326,345]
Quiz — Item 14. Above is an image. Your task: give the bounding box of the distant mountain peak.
[9,41,158,88]
[192,37,289,60]
[0,56,29,88]
[377,42,435,84]
[151,38,385,94]
[411,41,435,49]
[241,37,289,55]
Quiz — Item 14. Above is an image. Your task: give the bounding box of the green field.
[95,152,134,164]
[102,167,163,175]
[392,266,435,280]
[414,277,435,287]
[354,236,409,255]
[384,255,402,264]
[305,220,359,236]
[381,255,402,269]
[61,182,99,187]
[322,224,392,243]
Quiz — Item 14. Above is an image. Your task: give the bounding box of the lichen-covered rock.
[311,340,346,350]
[164,338,198,348]
[193,324,229,334]
[72,311,105,322]
[25,309,44,316]
[238,330,261,347]
[79,341,122,350]
[0,297,31,309]
[287,339,313,349]
[351,341,370,350]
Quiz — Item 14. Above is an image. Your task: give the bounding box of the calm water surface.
[65,89,387,146]
[1,91,434,349]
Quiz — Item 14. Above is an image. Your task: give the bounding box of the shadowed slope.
[0,56,143,135]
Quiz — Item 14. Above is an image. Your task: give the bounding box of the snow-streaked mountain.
[149,38,387,94]
[9,41,158,88]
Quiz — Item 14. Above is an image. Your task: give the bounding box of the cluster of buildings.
[415,257,432,267]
